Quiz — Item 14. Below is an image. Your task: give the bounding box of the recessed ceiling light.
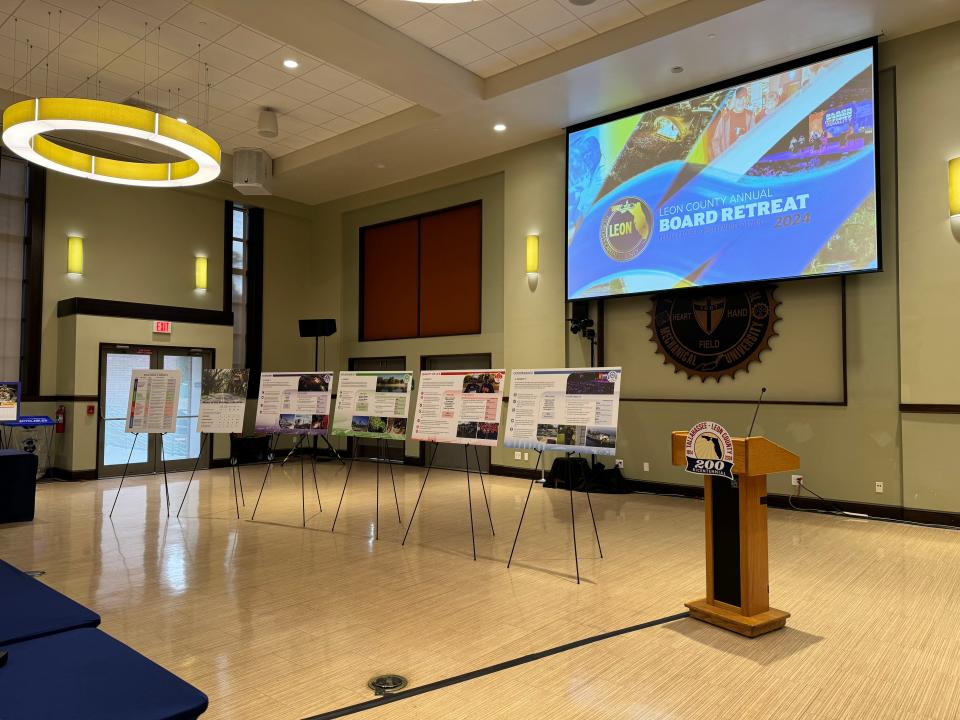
[671,66,684,73]
[177,117,188,124]
[283,58,299,69]
[493,123,506,132]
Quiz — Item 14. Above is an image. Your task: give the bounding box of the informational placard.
[125,370,181,434]
[412,370,505,446]
[254,372,333,435]
[331,371,412,439]
[0,381,20,422]
[684,420,735,481]
[504,367,622,455]
[197,369,249,434]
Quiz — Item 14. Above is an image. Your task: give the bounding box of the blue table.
[0,559,100,644]
[0,628,208,719]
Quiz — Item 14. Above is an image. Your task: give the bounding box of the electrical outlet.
[615,459,624,469]
[643,462,650,472]
[514,451,521,460]
[791,474,803,486]
[523,452,529,461]
[875,481,884,494]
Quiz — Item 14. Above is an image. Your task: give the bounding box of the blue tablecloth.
[0,559,100,644]
[0,629,208,719]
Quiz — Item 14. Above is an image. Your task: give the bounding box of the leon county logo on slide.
[600,197,653,262]
[684,421,735,481]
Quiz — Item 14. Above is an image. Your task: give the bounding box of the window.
[230,205,247,369]
[224,201,263,397]
[0,154,30,382]
[360,202,482,341]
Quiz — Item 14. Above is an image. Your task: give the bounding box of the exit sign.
[153,320,172,334]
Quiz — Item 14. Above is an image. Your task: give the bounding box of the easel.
[250,433,323,527]
[280,432,345,467]
[506,449,603,584]
[174,433,246,519]
[330,438,402,539]
[402,442,495,561]
[108,432,172,518]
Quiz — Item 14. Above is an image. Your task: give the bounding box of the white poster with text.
[504,367,622,455]
[412,370,504,446]
[331,371,412,439]
[125,369,181,434]
[197,368,249,434]
[254,372,333,434]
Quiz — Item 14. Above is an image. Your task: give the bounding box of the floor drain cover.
[368,674,408,695]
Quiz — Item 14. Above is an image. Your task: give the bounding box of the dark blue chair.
[0,559,100,644]
[0,628,208,719]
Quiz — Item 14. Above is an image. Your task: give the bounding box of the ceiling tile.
[229,131,266,151]
[540,19,595,49]
[126,39,188,72]
[299,125,335,142]
[167,4,236,42]
[434,33,493,66]
[566,0,624,18]
[115,0,187,21]
[309,93,361,116]
[73,19,139,53]
[370,94,413,115]
[56,55,98,81]
[302,63,356,92]
[214,74,268,101]
[206,86,246,112]
[289,103,336,125]
[486,0,538,13]
[59,36,117,66]
[199,42,251,74]
[322,116,359,134]
[628,0,686,13]
[278,134,313,151]
[252,88,301,114]
[469,16,532,52]
[151,21,206,57]
[105,52,154,81]
[211,112,255,133]
[217,25,280,60]
[357,0,427,28]
[274,112,312,135]
[2,18,57,50]
[243,61,290,88]
[345,106,384,125]
[397,12,461,48]
[582,1,643,32]
[98,1,155,38]
[260,46,322,76]
[500,35,553,64]
[13,0,86,36]
[46,0,101,17]
[508,0,576,35]
[466,52,515,78]
[338,79,389,105]
[276,76,329,103]
[434,2,503,32]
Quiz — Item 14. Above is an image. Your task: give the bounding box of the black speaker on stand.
[299,319,340,463]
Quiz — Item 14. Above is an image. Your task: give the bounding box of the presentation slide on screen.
[331,371,413,440]
[197,369,249,434]
[0,381,20,422]
[567,45,878,299]
[254,372,333,435]
[125,369,181,434]
[504,368,622,456]
[411,370,505,446]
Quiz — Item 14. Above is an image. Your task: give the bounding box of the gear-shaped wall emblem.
[648,285,780,382]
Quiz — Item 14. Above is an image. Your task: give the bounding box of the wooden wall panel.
[419,203,482,337]
[361,219,419,341]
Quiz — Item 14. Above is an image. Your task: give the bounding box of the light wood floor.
[2,460,960,719]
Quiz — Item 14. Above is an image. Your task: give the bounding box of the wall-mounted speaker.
[299,319,337,338]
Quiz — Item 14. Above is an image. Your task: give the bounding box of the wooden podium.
[671,432,799,637]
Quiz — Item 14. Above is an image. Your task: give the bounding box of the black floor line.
[301,610,690,720]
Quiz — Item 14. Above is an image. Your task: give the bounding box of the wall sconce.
[195,256,207,291]
[525,234,539,275]
[950,158,960,218]
[67,235,83,275]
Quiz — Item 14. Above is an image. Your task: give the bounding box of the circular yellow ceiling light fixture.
[2,98,221,188]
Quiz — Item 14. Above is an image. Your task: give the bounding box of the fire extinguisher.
[55,405,65,434]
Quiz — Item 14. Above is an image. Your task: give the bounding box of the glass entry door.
[98,344,213,477]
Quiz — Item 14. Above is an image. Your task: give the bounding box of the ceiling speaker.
[257,108,278,138]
